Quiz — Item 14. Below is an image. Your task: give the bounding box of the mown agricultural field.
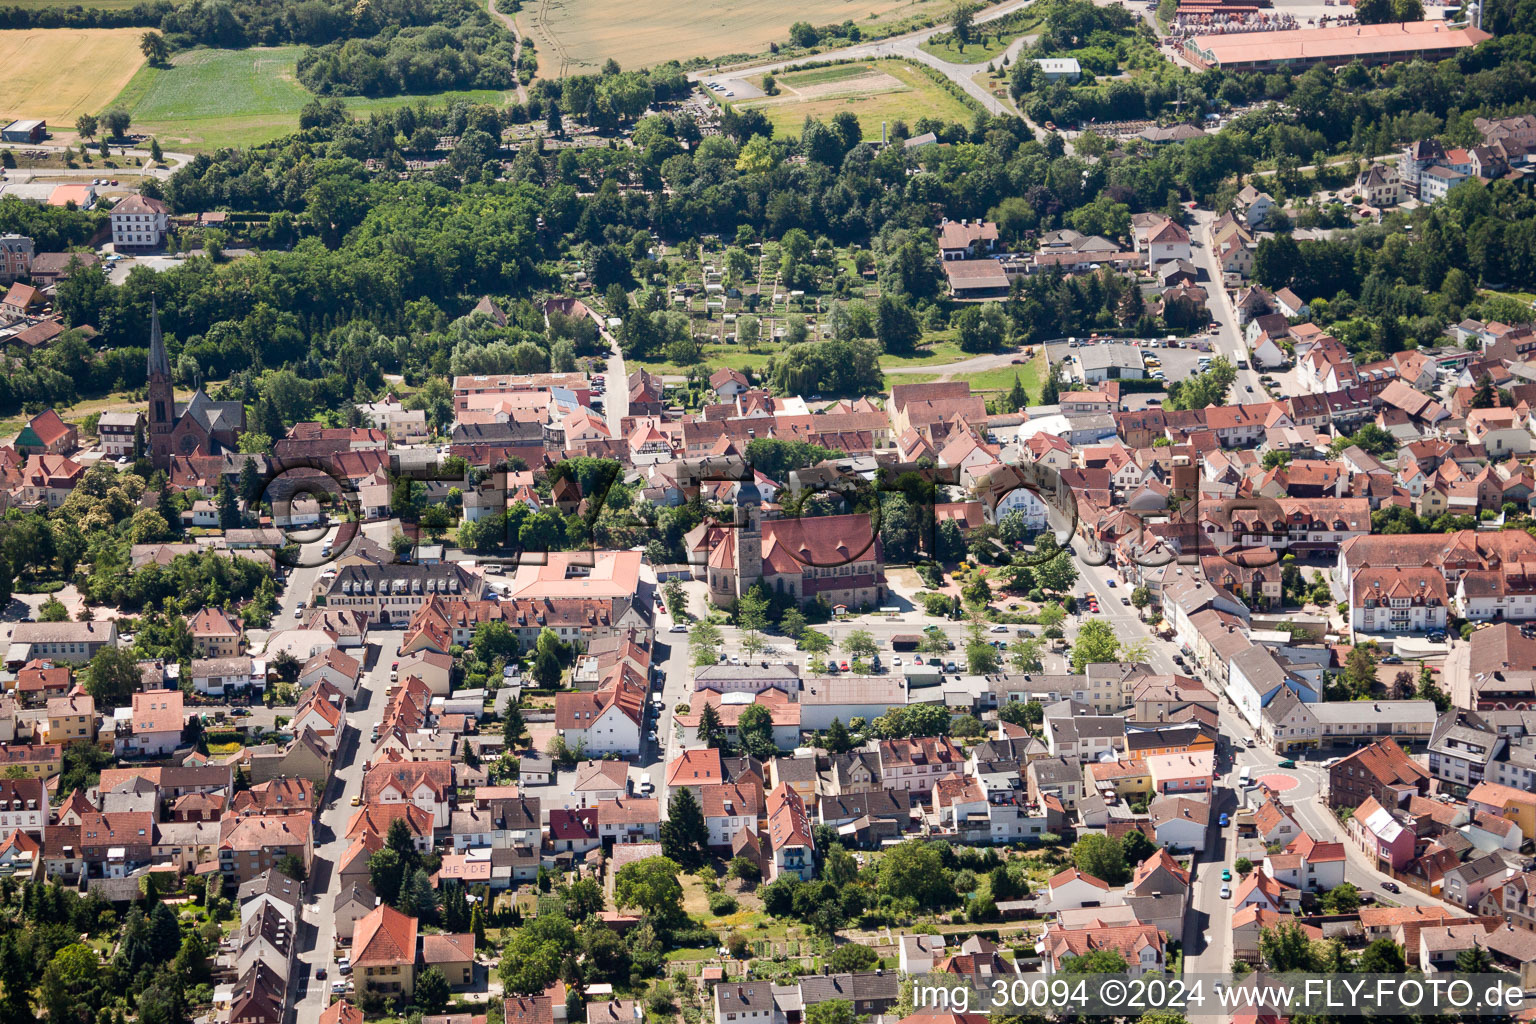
[733,59,975,139]
[0,28,145,123]
[109,46,515,151]
[516,0,952,75]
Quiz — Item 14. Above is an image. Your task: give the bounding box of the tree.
[1355,937,1405,974]
[1071,619,1121,672]
[999,699,1043,727]
[401,867,440,924]
[1131,587,1150,611]
[75,113,98,139]
[1061,949,1130,973]
[1341,644,1378,699]
[103,108,132,140]
[739,587,770,657]
[828,943,880,972]
[414,966,451,1013]
[1416,661,1451,711]
[690,621,723,667]
[1233,857,1253,877]
[560,877,605,921]
[806,1001,856,1024]
[825,717,854,754]
[950,0,980,44]
[966,637,1000,674]
[730,702,774,759]
[275,853,306,881]
[875,295,921,354]
[1454,943,1494,974]
[1035,551,1078,593]
[1071,833,1129,885]
[698,702,726,749]
[369,848,405,904]
[499,915,578,995]
[843,628,878,664]
[779,607,807,641]
[1259,921,1318,971]
[659,788,708,869]
[38,596,69,622]
[875,840,954,909]
[1007,637,1043,673]
[1320,881,1360,913]
[83,645,140,707]
[503,702,525,748]
[140,31,169,65]
[614,856,686,926]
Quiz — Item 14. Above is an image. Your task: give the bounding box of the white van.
[1238,767,1252,786]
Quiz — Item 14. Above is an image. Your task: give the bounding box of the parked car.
[668,623,688,633]
[840,661,851,672]
[990,624,1009,633]
[1381,655,1402,664]
[1381,881,1400,893]
[1220,885,1232,899]
[1218,813,1230,827]
[1221,868,1231,881]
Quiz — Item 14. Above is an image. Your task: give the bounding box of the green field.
[110,46,515,151]
[917,18,1039,63]
[952,350,1046,397]
[736,59,976,140]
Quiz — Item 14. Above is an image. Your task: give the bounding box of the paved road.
[0,141,192,178]
[291,627,402,1024]
[1189,209,1266,397]
[691,0,1040,122]
[603,334,629,438]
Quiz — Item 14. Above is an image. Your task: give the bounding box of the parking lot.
[1044,338,1213,398]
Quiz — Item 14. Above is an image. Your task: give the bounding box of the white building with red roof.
[765,783,815,881]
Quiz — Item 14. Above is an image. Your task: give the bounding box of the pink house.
[1146,750,1214,795]
[1348,795,1416,871]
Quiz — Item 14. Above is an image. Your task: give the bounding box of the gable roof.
[352,903,418,968]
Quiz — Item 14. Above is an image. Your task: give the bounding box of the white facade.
[110,196,170,249]
[561,704,642,757]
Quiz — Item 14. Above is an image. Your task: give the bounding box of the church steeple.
[147,295,170,381]
[146,295,175,469]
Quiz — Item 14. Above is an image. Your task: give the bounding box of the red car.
[840,661,851,672]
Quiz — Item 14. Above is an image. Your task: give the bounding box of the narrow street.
[290,628,402,1024]
[1189,209,1266,397]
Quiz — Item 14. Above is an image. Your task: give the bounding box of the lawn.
[110,47,515,151]
[515,0,954,76]
[732,59,976,139]
[917,18,1039,63]
[953,349,1045,397]
[879,337,968,368]
[0,28,146,122]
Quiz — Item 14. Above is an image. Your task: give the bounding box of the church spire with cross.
[147,294,171,381]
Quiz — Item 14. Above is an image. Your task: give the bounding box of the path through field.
[487,0,531,102]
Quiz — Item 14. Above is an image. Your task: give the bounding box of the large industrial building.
[1184,20,1490,72]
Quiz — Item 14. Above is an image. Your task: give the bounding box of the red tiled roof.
[352,904,417,968]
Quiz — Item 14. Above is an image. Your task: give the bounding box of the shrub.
[707,892,738,916]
